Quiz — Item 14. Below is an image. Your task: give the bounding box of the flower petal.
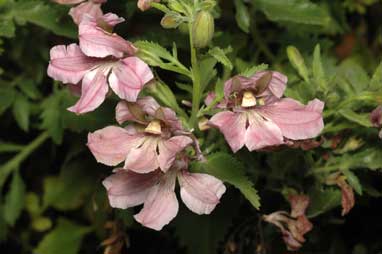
[137,0,160,11]
[109,57,153,101]
[252,71,288,98]
[134,172,178,231]
[209,111,247,153]
[178,171,226,215]
[258,98,324,140]
[47,44,99,84]
[370,106,382,127]
[115,97,160,125]
[124,137,159,173]
[79,15,136,58]
[67,69,109,114]
[69,1,103,25]
[87,126,143,166]
[157,136,192,172]
[245,112,284,150]
[53,0,84,4]
[103,169,160,209]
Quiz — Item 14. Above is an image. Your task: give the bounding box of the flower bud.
[161,13,181,29]
[192,11,214,48]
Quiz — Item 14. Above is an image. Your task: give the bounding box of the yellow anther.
[198,117,210,131]
[258,97,265,106]
[144,120,162,135]
[241,91,257,107]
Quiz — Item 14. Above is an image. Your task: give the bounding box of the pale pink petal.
[155,107,182,130]
[370,106,382,127]
[87,126,144,166]
[101,12,125,26]
[223,76,252,98]
[157,136,193,172]
[103,169,160,209]
[69,1,103,25]
[134,172,178,231]
[253,71,288,98]
[79,15,136,58]
[178,171,226,215]
[53,0,84,4]
[124,138,159,173]
[258,98,324,140]
[47,44,99,84]
[109,57,153,101]
[209,111,247,153]
[245,113,284,150]
[288,195,310,218]
[115,97,159,125]
[67,69,109,114]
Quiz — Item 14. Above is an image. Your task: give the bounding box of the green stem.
[0,132,49,187]
[189,24,202,128]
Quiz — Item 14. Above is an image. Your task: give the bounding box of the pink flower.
[263,194,313,251]
[88,97,193,173]
[47,14,153,114]
[103,157,226,230]
[137,0,160,11]
[370,106,382,138]
[53,0,107,24]
[208,71,324,152]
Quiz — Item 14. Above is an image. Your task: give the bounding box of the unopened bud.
[241,91,257,107]
[161,13,181,29]
[145,120,162,135]
[200,0,216,11]
[192,11,214,48]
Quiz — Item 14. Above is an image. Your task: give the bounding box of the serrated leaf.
[40,92,64,144]
[12,93,30,131]
[338,109,372,128]
[312,44,327,91]
[234,0,250,33]
[208,47,233,70]
[253,0,332,26]
[369,60,382,91]
[240,63,268,77]
[307,187,341,218]
[3,170,26,226]
[34,218,91,254]
[191,153,260,209]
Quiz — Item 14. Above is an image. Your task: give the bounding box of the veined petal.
[67,69,109,114]
[103,169,160,209]
[109,57,153,101]
[253,71,288,98]
[69,1,103,25]
[79,15,136,58]
[155,107,183,130]
[245,112,284,150]
[258,98,324,140]
[53,0,84,4]
[115,97,160,125]
[178,171,226,215]
[101,12,125,26]
[124,138,159,173]
[87,126,143,166]
[134,172,178,231]
[47,44,99,84]
[157,136,193,172]
[209,111,247,153]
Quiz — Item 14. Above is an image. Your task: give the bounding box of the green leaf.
[240,63,268,77]
[253,0,332,26]
[342,170,362,195]
[0,142,23,153]
[199,57,217,91]
[307,186,341,218]
[338,109,372,128]
[312,44,327,91]
[3,170,26,226]
[208,47,233,70]
[234,0,250,33]
[34,218,91,254]
[0,18,15,38]
[12,93,30,131]
[17,79,41,100]
[287,46,310,82]
[369,60,382,91]
[40,92,64,144]
[191,153,261,209]
[43,160,97,211]
[336,59,370,93]
[0,86,16,115]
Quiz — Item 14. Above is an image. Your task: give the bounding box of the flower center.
[241,91,257,107]
[145,120,162,135]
